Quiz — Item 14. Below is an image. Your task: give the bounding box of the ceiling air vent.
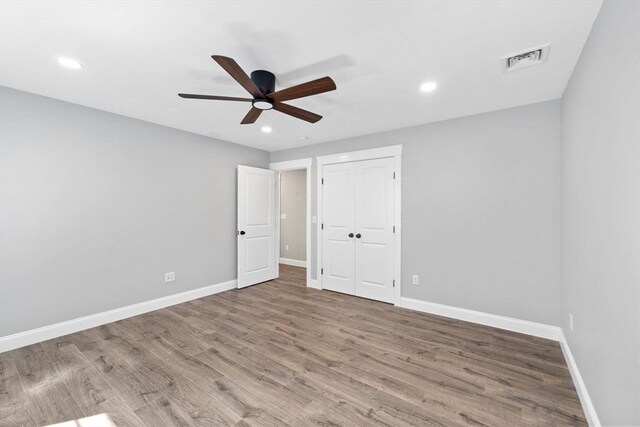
[501,44,550,72]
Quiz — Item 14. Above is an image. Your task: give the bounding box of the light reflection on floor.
[46,413,116,427]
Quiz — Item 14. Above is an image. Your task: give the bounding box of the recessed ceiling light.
[420,81,437,93]
[58,57,82,69]
[261,126,272,134]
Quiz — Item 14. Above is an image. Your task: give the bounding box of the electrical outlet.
[281,213,287,220]
[412,274,419,285]
[569,314,574,332]
[285,245,289,251]
[164,272,175,283]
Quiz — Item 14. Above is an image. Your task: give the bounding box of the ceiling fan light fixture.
[252,99,273,110]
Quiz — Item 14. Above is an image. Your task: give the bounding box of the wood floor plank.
[12,343,59,391]
[139,310,213,356]
[207,376,291,426]
[25,380,85,426]
[161,376,240,427]
[89,342,161,410]
[0,374,30,422]
[49,344,115,411]
[299,400,401,427]
[194,345,312,415]
[0,352,30,423]
[141,335,224,385]
[134,396,195,427]
[0,264,586,426]
[206,333,298,386]
[0,405,36,427]
[83,394,147,427]
[0,352,17,381]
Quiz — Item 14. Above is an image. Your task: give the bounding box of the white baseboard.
[399,297,562,341]
[279,258,307,268]
[558,331,601,426]
[307,279,321,289]
[0,279,237,353]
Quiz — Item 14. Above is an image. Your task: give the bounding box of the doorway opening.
[279,169,307,270]
[270,158,312,287]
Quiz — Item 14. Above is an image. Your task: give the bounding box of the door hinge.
[321,268,324,275]
[321,223,324,230]
[393,172,396,179]
[393,225,396,233]
[321,178,324,184]
[393,279,395,287]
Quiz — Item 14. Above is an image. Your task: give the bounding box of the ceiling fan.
[178,56,337,124]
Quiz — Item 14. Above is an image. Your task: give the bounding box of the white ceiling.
[0,1,602,152]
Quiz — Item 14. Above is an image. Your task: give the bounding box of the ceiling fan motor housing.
[251,70,276,96]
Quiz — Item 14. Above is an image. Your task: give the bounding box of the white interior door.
[237,165,277,288]
[354,158,395,303]
[321,162,356,295]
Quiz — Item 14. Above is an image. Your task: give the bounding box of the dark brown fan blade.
[267,77,336,102]
[241,107,262,124]
[211,55,264,98]
[178,93,253,102]
[273,102,322,123]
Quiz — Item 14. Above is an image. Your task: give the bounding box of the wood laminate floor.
[0,265,586,426]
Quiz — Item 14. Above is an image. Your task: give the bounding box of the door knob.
[239,230,246,235]
[348,233,354,238]
[355,233,361,238]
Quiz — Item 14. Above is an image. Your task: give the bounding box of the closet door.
[321,162,356,295]
[354,158,395,303]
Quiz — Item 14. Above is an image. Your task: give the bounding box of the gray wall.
[279,169,306,262]
[561,0,640,424]
[271,100,562,326]
[0,86,269,337]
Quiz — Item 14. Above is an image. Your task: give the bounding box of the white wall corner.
[0,279,237,353]
[399,297,562,341]
[558,331,602,427]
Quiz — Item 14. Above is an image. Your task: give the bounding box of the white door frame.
[269,158,313,288]
[316,145,403,306]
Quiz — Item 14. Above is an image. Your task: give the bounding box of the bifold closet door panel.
[355,157,395,303]
[321,162,356,295]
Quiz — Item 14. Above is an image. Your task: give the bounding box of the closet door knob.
[355,233,361,238]
[239,230,246,235]
[348,233,354,238]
